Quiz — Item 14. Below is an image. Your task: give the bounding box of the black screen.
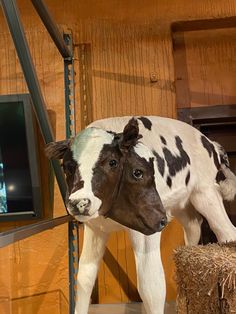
[0,102,34,214]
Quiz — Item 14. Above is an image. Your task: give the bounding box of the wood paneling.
[173,25,236,108]
[0,225,69,314]
[74,21,176,120]
[1,0,236,310]
[78,43,94,128]
[185,28,236,107]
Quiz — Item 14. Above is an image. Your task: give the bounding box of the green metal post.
[63,33,79,314]
[31,0,72,59]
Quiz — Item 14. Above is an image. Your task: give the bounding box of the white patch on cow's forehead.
[72,127,113,160]
[69,128,113,213]
[134,143,154,161]
[72,127,113,178]
[71,128,113,161]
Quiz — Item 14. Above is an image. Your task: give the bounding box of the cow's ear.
[119,118,142,151]
[45,139,71,159]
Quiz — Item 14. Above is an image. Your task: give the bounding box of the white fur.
[129,230,166,314]
[219,164,236,201]
[69,128,113,221]
[74,116,236,314]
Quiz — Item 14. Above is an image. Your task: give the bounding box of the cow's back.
[88,116,221,212]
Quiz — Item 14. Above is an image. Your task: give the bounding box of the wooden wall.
[174,27,236,108]
[0,5,69,313]
[1,0,236,312]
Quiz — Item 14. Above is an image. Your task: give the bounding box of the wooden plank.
[173,26,236,108]
[178,104,236,124]
[172,32,191,108]
[172,16,236,33]
[74,20,175,120]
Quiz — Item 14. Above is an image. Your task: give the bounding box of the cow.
[46,116,236,314]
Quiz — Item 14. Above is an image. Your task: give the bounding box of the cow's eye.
[109,159,118,168]
[133,169,143,180]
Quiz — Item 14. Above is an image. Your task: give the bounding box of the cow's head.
[45,118,167,235]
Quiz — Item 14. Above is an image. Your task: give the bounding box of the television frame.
[0,94,42,221]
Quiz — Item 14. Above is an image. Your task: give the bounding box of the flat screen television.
[0,94,42,221]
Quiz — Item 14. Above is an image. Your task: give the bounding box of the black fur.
[166,176,172,188]
[201,136,220,170]
[160,136,167,145]
[185,171,191,186]
[216,170,226,183]
[163,136,191,177]
[153,150,165,177]
[138,117,152,131]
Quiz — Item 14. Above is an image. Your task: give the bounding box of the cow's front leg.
[75,222,108,314]
[129,229,165,314]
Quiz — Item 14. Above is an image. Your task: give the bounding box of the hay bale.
[174,242,236,314]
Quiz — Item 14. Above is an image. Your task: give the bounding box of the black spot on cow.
[201,136,212,157]
[107,130,116,136]
[220,154,229,167]
[107,130,124,142]
[216,170,226,183]
[62,149,84,194]
[138,117,152,131]
[185,170,190,186]
[162,136,191,177]
[166,176,172,188]
[201,136,220,170]
[213,151,220,170]
[219,148,230,168]
[160,136,167,145]
[153,150,165,177]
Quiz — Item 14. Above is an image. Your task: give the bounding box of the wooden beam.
[172,16,236,33]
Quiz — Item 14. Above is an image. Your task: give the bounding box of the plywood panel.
[74,21,176,120]
[16,0,236,30]
[0,245,11,313]
[0,225,69,314]
[99,231,140,304]
[185,28,236,107]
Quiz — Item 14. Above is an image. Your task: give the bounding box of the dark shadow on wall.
[103,248,141,302]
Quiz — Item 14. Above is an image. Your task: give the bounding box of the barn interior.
[0,0,236,313]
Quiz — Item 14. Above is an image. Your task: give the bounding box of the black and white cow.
[46,116,236,314]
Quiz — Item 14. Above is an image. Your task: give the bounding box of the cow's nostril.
[76,198,91,213]
[77,198,90,206]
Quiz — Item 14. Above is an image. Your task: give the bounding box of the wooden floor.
[89,302,176,313]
